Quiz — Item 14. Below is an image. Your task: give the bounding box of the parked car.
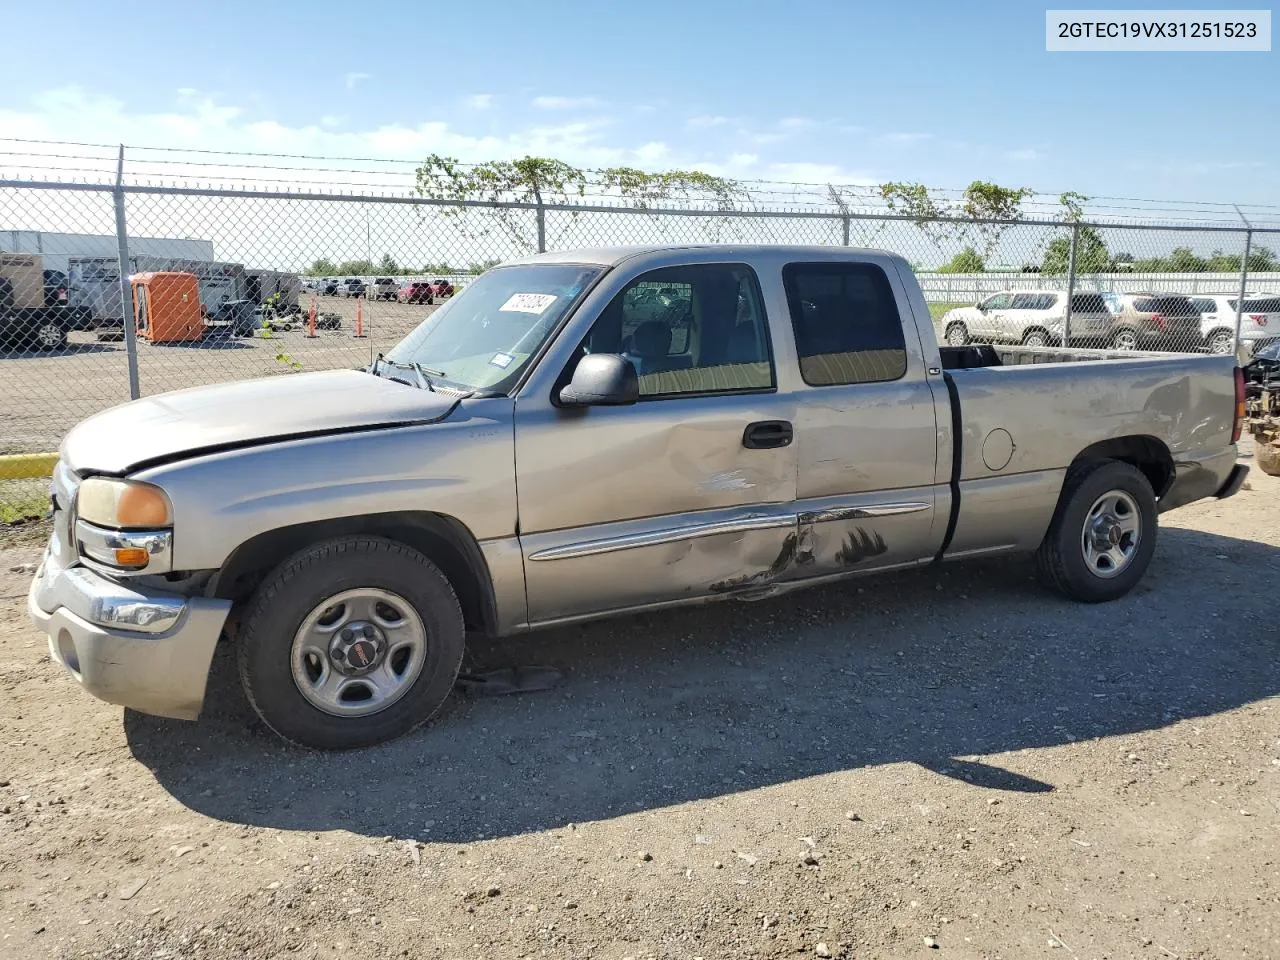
[430,278,455,298]
[315,277,339,296]
[1101,291,1202,351]
[398,280,436,304]
[337,278,366,298]
[939,290,1113,347]
[0,277,70,351]
[29,245,1247,749]
[1192,293,1280,357]
[370,277,398,301]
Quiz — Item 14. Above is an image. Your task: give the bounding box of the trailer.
[69,257,251,331]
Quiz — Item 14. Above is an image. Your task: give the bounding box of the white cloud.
[877,131,932,145]
[634,142,670,164]
[762,161,878,186]
[686,115,730,128]
[531,95,600,110]
[345,72,371,90]
[464,93,494,110]
[320,114,345,128]
[778,116,814,131]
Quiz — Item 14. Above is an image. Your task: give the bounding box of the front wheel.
[1021,328,1051,348]
[945,322,969,347]
[237,537,465,749]
[1035,460,1157,603]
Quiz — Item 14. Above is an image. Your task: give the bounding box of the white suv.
[939,290,1113,347]
[1191,293,1280,356]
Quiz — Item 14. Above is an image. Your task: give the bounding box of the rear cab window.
[782,262,907,386]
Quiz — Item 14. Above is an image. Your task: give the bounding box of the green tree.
[1167,246,1209,272]
[378,253,400,274]
[335,259,375,275]
[1041,229,1111,274]
[1041,192,1111,275]
[416,155,745,251]
[308,258,336,276]
[938,247,985,273]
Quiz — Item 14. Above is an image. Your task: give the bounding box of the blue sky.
[0,0,1276,210]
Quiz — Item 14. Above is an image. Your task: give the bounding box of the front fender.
[134,398,517,573]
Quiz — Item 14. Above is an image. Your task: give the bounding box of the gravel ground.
[0,454,1277,959]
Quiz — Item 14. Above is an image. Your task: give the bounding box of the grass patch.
[1,480,49,525]
[928,301,971,320]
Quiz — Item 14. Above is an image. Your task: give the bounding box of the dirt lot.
[0,296,438,456]
[1,453,1278,960]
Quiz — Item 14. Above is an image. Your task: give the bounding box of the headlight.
[77,478,173,529]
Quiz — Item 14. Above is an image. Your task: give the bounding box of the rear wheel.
[35,321,67,351]
[1110,328,1139,351]
[237,537,465,750]
[1035,459,1157,603]
[1206,329,1234,355]
[945,322,969,347]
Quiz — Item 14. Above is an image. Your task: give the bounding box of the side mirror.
[558,353,639,407]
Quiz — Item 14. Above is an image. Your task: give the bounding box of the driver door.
[974,292,1012,341]
[513,261,799,625]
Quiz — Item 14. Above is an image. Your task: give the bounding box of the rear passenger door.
[781,259,945,580]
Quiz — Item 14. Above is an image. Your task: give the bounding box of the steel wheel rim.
[290,587,428,717]
[947,325,967,346]
[38,324,61,347]
[1113,330,1137,351]
[1024,332,1047,347]
[1081,490,1141,579]
[1209,333,1233,355]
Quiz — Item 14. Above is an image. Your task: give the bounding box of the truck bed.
[938,343,1195,369]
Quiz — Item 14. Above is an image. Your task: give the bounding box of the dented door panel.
[520,504,798,624]
[515,394,799,623]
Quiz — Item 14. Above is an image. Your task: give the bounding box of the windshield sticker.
[489,352,515,369]
[499,293,558,314]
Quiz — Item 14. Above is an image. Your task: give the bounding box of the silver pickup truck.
[28,245,1249,749]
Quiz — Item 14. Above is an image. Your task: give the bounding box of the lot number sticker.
[499,293,558,314]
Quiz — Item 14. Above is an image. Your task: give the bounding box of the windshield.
[386,263,602,393]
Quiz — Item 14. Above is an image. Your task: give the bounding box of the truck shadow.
[125,525,1280,842]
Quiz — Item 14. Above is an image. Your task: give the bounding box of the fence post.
[1233,228,1253,359]
[1062,222,1080,346]
[113,145,140,401]
[535,196,547,253]
[841,215,851,247]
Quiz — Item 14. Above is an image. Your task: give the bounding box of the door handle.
[743,420,793,450]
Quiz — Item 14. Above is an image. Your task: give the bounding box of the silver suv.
[939,290,1112,347]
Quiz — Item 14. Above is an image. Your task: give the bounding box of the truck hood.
[61,369,460,475]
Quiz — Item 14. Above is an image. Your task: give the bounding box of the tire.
[1255,441,1280,477]
[1021,328,1050,348]
[35,321,67,351]
[945,322,969,347]
[1110,327,1139,351]
[1206,329,1234,355]
[236,537,465,750]
[1035,459,1157,603]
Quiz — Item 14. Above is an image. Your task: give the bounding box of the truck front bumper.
[27,549,231,721]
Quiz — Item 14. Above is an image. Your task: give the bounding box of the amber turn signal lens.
[113,547,150,567]
[116,484,171,527]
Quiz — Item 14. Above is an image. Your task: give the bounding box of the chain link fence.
[3,172,1280,513]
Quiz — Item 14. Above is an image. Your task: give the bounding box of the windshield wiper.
[372,354,445,392]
